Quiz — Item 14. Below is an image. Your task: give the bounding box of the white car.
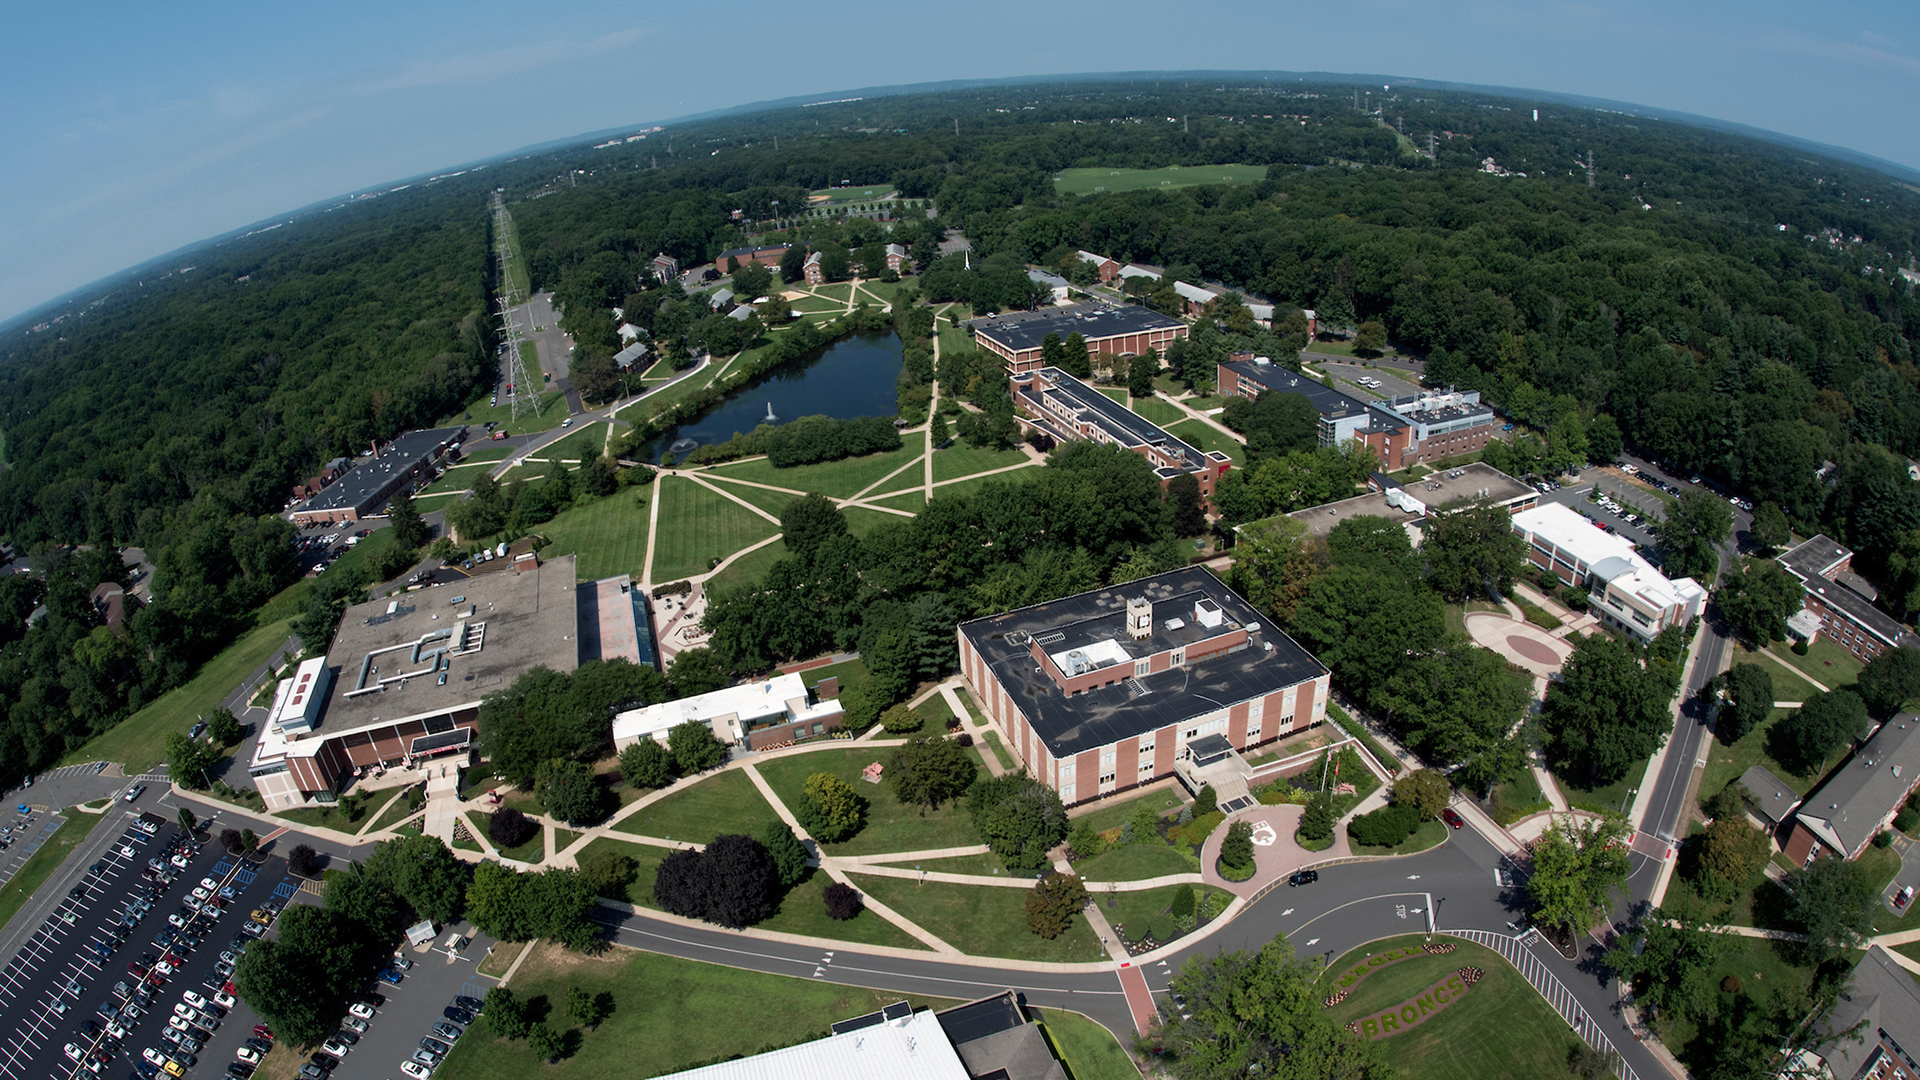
[167,1015,192,1033]
[181,991,207,1011]
[153,960,174,977]
[169,854,189,869]
[212,991,235,1010]
[117,844,137,858]
[190,887,211,901]
[199,878,219,892]
[349,1002,376,1020]
[235,1048,260,1065]
[174,1004,198,1020]
[401,1062,433,1080]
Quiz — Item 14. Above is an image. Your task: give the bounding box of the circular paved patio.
[1463,611,1573,679]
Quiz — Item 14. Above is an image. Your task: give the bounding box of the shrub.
[489,807,538,849]
[955,732,974,747]
[1127,804,1164,845]
[1148,913,1176,942]
[219,828,242,853]
[579,847,639,901]
[1068,823,1107,862]
[286,844,322,877]
[1896,808,1919,834]
[1875,830,1895,849]
[797,773,867,843]
[761,823,810,889]
[1721,975,1742,994]
[823,881,863,920]
[879,705,924,734]
[1298,793,1336,844]
[1347,803,1421,849]
[1169,883,1196,919]
[1168,810,1225,848]
[1193,784,1218,816]
[1218,821,1255,873]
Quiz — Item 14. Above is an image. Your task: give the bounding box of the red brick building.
[967,304,1187,376]
[1779,536,1914,661]
[713,244,789,274]
[1011,367,1232,504]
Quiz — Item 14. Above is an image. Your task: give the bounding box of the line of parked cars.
[396,987,483,1080]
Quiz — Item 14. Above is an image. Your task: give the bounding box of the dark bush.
[489,807,538,848]
[286,844,322,877]
[1347,803,1422,849]
[1896,808,1919,835]
[955,732,974,747]
[823,882,863,920]
[1148,913,1176,942]
[649,834,778,929]
[219,828,242,853]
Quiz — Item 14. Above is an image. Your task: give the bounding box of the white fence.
[1440,928,1639,1080]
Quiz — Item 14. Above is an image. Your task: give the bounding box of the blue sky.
[3,0,1916,325]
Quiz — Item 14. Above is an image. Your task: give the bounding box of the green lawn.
[0,812,119,936]
[981,730,1017,771]
[63,617,296,772]
[1053,164,1267,196]
[651,475,782,582]
[1767,639,1865,691]
[704,538,789,593]
[443,388,569,435]
[493,826,546,864]
[868,489,929,514]
[455,443,517,464]
[1102,882,1231,944]
[1322,935,1586,1080]
[1653,936,1816,1064]
[794,657,872,694]
[708,445,924,499]
[931,468,1040,501]
[433,943,956,1080]
[534,486,654,581]
[755,747,982,856]
[1164,418,1246,466]
[1128,396,1185,427]
[697,476,799,518]
[275,800,370,830]
[1070,789,1186,835]
[1097,387,1127,404]
[843,506,909,537]
[364,787,425,834]
[758,872,929,950]
[577,837,670,908]
[1557,757,1648,817]
[1072,842,1196,881]
[899,852,1015,876]
[1730,643,1818,703]
[930,443,1031,483]
[1702,707,1827,805]
[613,769,780,846]
[1487,771,1549,826]
[849,874,1106,962]
[1036,1009,1138,1080]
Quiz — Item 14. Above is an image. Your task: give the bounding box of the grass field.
[850,874,1105,962]
[810,185,897,204]
[981,730,1017,771]
[63,617,296,773]
[1730,644,1819,703]
[930,443,1031,482]
[1128,396,1186,427]
[1322,935,1585,1080]
[1766,639,1864,690]
[1069,789,1185,834]
[432,943,956,1080]
[755,747,981,856]
[416,469,475,497]
[1349,818,1450,857]
[0,813,119,936]
[842,506,909,537]
[576,837,670,908]
[535,487,654,581]
[1054,165,1267,195]
[704,538,788,593]
[444,389,569,435]
[1164,418,1246,466]
[931,467,1040,501]
[758,872,928,950]
[708,445,923,499]
[696,476,798,517]
[868,489,929,513]
[1071,842,1196,882]
[651,475,782,582]
[1037,1009,1138,1080]
[1558,757,1648,817]
[364,787,424,835]
[1102,882,1230,944]
[614,769,780,846]
[1702,707,1827,807]
[275,800,369,830]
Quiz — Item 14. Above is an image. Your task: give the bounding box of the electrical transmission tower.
[1585,149,1596,188]
[491,191,538,424]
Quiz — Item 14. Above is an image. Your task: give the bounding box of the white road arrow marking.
[1407,875,1421,880]
[1304,938,1320,947]
[1280,908,1294,916]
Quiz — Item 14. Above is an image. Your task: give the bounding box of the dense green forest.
[3,75,1919,783]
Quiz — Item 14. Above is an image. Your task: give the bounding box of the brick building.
[290,427,465,527]
[957,568,1329,805]
[966,303,1187,377]
[1219,358,1495,467]
[1779,536,1914,661]
[1010,367,1231,502]
[803,251,825,285]
[1075,251,1120,282]
[713,244,789,274]
[1783,713,1920,864]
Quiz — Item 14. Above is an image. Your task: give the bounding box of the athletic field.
[1053,164,1266,196]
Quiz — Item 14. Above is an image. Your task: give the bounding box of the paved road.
[1310,359,1423,401]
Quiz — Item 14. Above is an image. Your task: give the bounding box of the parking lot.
[1310,359,1423,401]
[0,813,296,1080]
[324,934,494,1080]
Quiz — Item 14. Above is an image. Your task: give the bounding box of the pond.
[647,331,903,461]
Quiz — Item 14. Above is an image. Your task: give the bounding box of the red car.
[252,1025,273,1040]
[1441,808,1466,830]
[126,963,148,978]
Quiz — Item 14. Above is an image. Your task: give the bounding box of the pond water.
[647,331,903,461]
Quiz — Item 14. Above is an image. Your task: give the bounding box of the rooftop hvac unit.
[1064,649,1090,676]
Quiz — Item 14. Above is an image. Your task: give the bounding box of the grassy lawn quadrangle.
[1070,789,1185,835]
[1128,396,1185,427]
[576,837,670,908]
[651,475,782,583]
[849,873,1106,962]
[708,445,922,499]
[1766,639,1864,690]
[364,787,425,834]
[696,476,798,518]
[432,942,955,1080]
[758,872,929,950]
[843,506,909,537]
[1101,882,1230,943]
[1320,935,1584,1080]
[931,443,1031,483]
[1036,1009,1138,1080]
[64,617,295,773]
[704,539,788,593]
[754,746,980,855]
[1053,164,1267,196]
[614,769,780,846]
[533,487,653,582]
[869,489,929,514]
[931,468,1039,501]
[1072,842,1195,881]
[1702,707,1827,805]
[1164,418,1246,466]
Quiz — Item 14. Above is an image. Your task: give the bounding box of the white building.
[612,672,844,752]
[1510,503,1706,641]
[655,1008,967,1080]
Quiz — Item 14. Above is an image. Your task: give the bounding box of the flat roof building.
[1275,463,1536,542]
[291,426,465,527]
[1356,389,1500,470]
[967,303,1187,376]
[1779,536,1914,662]
[249,554,590,808]
[612,671,843,753]
[713,244,789,274]
[1510,503,1706,642]
[958,568,1329,805]
[1785,713,1920,864]
[1216,359,1376,448]
[1011,367,1232,502]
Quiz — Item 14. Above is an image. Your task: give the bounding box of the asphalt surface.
[1310,359,1423,401]
[0,812,295,1080]
[322,935,492,1080]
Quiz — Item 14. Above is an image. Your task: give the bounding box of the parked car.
[348,1002,376,1020]
[1287,869,1319,887]
[1441,808,1466,830]
[377,969,403,986]
[401,1062,433,1080]
[430,1022,460,1041]
[235,1048,260,1065]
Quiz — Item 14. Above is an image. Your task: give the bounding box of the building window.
[1171,649,1186,667]
[1134,660,1149,678]
[1099,749,1116,770]
[1099,772,1116,785]
[1139,760,1156,774]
